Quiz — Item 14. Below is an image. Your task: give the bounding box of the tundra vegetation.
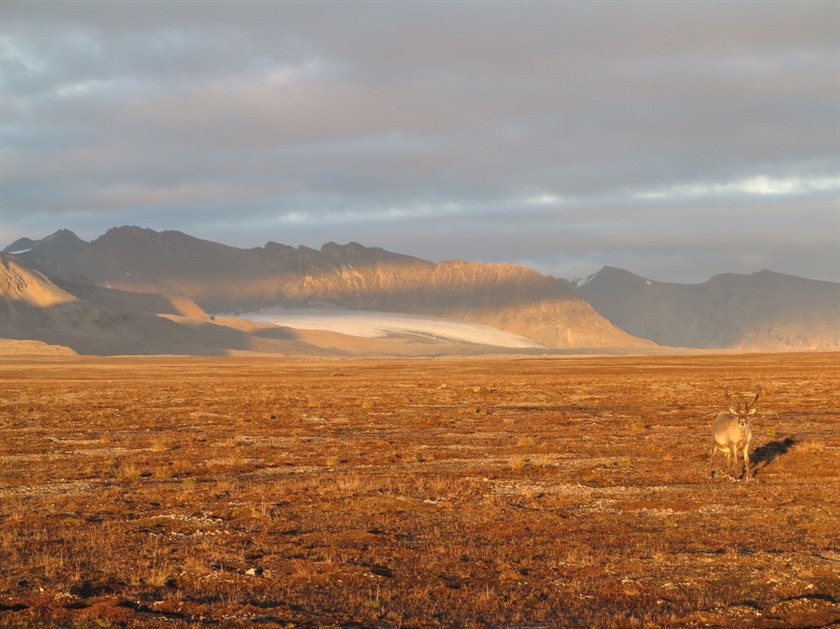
[0,353,838,628]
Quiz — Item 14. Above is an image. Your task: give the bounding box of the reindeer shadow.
[709,437,796,481]
[752,437,796,474]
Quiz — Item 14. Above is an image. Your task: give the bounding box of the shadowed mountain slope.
[0,254,348,356]
[577,266,840,350]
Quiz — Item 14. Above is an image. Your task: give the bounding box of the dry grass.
[0,353,838,628]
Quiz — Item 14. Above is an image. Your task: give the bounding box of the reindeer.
[709,385,761,480]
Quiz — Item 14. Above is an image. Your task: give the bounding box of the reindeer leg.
[743,445,753,481]
[726,446,736,480]
[709,445,718,476]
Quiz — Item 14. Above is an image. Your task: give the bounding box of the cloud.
[635,174,839,200]
[1,1,837,282]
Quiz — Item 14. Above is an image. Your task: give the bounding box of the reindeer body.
[710,385,761,480]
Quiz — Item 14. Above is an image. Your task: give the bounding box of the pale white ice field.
[235,307,546,349]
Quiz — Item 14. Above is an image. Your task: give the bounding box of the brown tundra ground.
[0,353,838,628]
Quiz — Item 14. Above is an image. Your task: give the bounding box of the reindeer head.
[725,385,761,429]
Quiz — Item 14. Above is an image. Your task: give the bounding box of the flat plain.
[0,353,838,628]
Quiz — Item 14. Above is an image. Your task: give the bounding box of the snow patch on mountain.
[236,307,548,348]
[574,272,598,288]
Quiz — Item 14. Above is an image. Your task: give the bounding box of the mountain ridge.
[4,226,838,354]
[6,226,649,351]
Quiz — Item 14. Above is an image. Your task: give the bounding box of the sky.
[1,1,838,283]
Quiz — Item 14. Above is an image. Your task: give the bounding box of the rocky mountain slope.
[0,254,123,342]
[0,254,368,356]
[7,226,651,351]
[577,266,839,351]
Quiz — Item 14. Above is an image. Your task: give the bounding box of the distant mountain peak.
[573,266,653,289]
[101,225,154,239]
[2,238,37,255]
[578,265,839,350]
[98,225,195,243]
[2,229,86,255]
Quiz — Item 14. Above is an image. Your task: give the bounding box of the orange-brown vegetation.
[1,353,838,628]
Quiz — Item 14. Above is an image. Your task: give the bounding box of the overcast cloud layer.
[2,1,838,282]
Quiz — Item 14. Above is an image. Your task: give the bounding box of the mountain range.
[2,226,837,356]
[576,266,839,351]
